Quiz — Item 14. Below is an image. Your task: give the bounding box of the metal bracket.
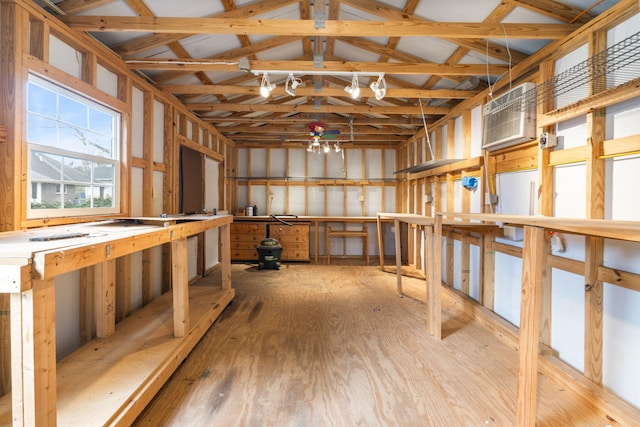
[314,10,325,29]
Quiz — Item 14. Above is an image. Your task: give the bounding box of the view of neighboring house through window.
[26,74,120,218]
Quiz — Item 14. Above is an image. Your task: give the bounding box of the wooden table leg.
[220,223,231,290]
[430,215,443,340]
[376,215,384,269]
[12,278,57,426]
[95,260,116,338]
[315,221,319,264]
[171,238,189,338]
[394,219,402,296]
[516,225,545,426]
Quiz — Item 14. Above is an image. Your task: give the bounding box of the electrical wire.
[500,23,513,92]
[418,97,435,161]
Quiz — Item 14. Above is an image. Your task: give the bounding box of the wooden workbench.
[375,212,502,340]
[381,212,640,427]
[438,212,640,427]
[0,214,234,426]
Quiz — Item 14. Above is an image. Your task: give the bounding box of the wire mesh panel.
[537,31,640,110]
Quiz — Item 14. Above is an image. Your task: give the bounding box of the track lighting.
[323,142,331,153]
[370,75,387,100]
[285,73,302,96]
[259,73,275,98]
[334,142,341,152]
[344,74,360,99]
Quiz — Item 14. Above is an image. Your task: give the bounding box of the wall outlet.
[485,192,498,205]
[503,225,524,241]
[358,194,365,202]
[539,132,558,148]
[424,194,433,203]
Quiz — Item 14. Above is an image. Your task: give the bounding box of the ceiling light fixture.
[259,73,275,98]
[344,74,360,99]
[370,75,387,100]
[323,141,331,153]
[285,73,302,96]
[334,142,341,153]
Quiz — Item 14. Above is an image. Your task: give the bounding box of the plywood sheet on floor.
[134,264,615,426]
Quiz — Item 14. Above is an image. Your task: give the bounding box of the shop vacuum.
[256,215,294,270]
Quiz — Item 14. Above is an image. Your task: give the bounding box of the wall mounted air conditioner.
[482,82,537,151]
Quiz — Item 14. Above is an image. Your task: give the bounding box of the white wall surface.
[204,156,220,270]
[96,64,118,98]
[269,148,286,177]
[131,87,144,158]
[346,149,363,179]
[55,271,80,359]
[153,100,164,164]
[49,35,81,78]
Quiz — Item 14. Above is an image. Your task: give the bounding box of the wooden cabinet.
[269,223,310,261]
[231,219,310,262]
[230,222,267,261]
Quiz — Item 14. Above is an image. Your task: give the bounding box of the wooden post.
[516,225,545,426]
[429,214,443,340]
[377,214,384,269]
[394,218,402,296]
[12,278,57,426]
[481,235,495,310]
[79,266,95,344]
[220,222,232,290]
[95,259,116,338]
[171,238,189,337]
[115,256,131,322]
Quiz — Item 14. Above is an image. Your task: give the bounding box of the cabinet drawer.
[269,224,309,236]
[281,248,309,261]
[231,249,258,260]
[231,223,267,235]
[231,233,264,243]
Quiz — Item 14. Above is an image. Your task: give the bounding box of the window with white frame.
[26,74,121,218]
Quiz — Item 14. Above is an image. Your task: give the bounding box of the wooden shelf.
[0,285,234,426]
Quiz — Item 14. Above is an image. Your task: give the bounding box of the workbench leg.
[394,219,402,296]
[425,223,441,340]
[431,215,443,340]
[220,223,232,290]
[171,238,189,338]
[95,260,116,338]
[516,225,545,426]
[376,215,384,269]
[314,221,319,264]
[11,279,57,426]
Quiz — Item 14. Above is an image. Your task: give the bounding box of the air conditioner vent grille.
[482,82,537,151]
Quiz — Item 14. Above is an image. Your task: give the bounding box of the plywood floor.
[134,263,613,426]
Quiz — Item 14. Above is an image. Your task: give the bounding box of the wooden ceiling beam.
[128,59,508,76]
[338,0,530,63]
[205,116,422,126]
[158,84,478,99]
[61,16,578,39]
[233,133,407,142]
[219,124,415,135]
[186,102,449,115]
[506,0,593,24]
[110,0,302,56]
[55,0,115,14]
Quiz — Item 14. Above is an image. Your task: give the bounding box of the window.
[26,75,120,218]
